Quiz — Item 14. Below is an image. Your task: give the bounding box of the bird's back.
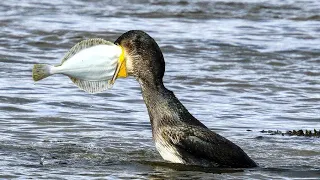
[154,124,257,168]
[143,86,257,168]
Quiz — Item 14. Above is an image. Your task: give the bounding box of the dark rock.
[260,129,320,137]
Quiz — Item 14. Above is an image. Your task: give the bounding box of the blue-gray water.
[0,0,319,179]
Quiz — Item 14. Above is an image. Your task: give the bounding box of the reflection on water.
[0,0,319,179]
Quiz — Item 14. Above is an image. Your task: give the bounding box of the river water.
[0,0,319,179]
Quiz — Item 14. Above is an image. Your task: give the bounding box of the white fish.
[32,38,127,93]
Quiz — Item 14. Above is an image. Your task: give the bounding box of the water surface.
[0,0,319,179]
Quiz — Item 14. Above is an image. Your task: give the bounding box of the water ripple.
[0,0,319,179]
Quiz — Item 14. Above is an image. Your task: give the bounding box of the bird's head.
[113,30,165,88]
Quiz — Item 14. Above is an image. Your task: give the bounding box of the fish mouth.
[109,45,127,85]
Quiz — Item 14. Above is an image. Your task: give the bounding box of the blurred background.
[0,0,319,179]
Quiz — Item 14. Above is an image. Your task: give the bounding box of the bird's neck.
[139,80,172,127]
[138,79,206,137]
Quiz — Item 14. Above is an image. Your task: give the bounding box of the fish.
[32,38,127,93]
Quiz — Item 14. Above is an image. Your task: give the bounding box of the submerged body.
[115,30,257,168]
[142,85,257,167]
[32,39,125,93]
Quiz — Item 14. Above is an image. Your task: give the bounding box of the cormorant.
[114,30,257,168]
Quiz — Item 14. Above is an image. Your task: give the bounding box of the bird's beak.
[109,45,127,85]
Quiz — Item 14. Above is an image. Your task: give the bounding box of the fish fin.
[69,77,112,94]
[32,64,53,81]
[61,38,114,64]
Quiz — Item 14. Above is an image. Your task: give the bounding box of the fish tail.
[32,64,53,81]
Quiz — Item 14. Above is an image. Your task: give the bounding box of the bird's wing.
[160,125,256,167]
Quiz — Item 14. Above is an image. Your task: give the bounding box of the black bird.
[114,30,257,168]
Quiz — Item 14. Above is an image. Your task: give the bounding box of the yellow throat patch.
[117,45,127,78]
[109,45,127,85]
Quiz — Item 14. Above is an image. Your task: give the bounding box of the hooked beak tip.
[110,45,127,85]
